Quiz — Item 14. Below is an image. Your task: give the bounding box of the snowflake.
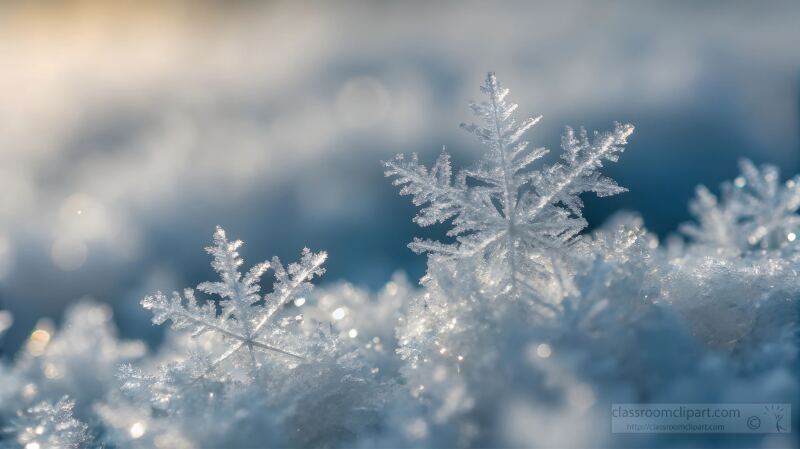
[729,159,800,251]
[681,159,800,253]
[2,397,89,449]
[385,72,633,303]
[142,226,327,378]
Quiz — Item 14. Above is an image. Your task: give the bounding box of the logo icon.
[746,415,761,430]
[764,405,787,433]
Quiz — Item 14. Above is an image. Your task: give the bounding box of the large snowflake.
[385,73,633,303]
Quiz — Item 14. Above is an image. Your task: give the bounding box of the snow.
[0,73,797,449]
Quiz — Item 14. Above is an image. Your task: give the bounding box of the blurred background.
[1,0,799,352]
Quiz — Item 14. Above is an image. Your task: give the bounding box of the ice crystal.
[385,73,633,303]
[2,397,89,449]
[142,226,326,378]
[681,159,800,254]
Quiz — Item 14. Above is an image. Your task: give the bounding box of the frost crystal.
[2,397,89,449]
[681,159,800,254]
[385,73,633,303]
[729,159,800,251]
[142,226,326,378]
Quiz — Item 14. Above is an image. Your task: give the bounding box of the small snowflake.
[143,226,326,378]
[681,159,800,253]
[2,396,89,449]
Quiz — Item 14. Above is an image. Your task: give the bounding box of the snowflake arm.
[459,73,545,224]
[522,122,633,220]
[197,227,270,313]
[679,185,740,251]
[259,248,328,330]
[384,151,502,257]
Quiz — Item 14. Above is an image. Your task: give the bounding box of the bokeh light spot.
[51,237,88,271]
[335,76,391,128]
